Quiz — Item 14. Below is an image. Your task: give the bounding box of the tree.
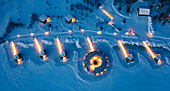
[162,19,167,25]
[123,18,126,23]
[153,14,158,20]
[118,6,121,11]
[100,26,103,30]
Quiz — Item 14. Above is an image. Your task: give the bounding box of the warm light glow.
[96,73,99,76]
[101,9,113,20]
[86,37,95,52]
[89,65,95,71]
[10,41,22,63]
[108,21,114,25]
[71,17,76,23]
[143,41,162,64]
[89,56,102,71]
[129,29,135,35]
[55,38,63,55]
[63,56,67,63]
[97,31,102,34]
[34,38,42,53]
[147,33,153,38]
[142,41,156,59]
[125,32,129,35]
[158,59,162,65]
[100,72,103,75]
[118,40,128,58]
[31,33,34,36]
[17,58,22,65]
[81,29,84,32]
[17,34,20,37]
[10,41,18,56]
[68,30,72,33]
[45,31,49,35]
[46,17,51,23]
[42,54,47,59]
[17,58,22,62]
[125,30,135,35]
[155,54,162,65]
[113,32,117,35]
[90,56,102,67]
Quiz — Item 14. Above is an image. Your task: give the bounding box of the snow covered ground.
[0,0,170,90]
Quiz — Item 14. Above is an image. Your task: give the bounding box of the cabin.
[65,14,75,23]
[138,8,150,16]
[39,15,50,23]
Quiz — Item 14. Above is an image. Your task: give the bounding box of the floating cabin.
[39,14,50,24]
[65,14,75,23]
[137,8,150,16]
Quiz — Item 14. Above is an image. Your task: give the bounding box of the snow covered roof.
[138,8,150,16]
[39,14,48,22]
[65,14,73,22]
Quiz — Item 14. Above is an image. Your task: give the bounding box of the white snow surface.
[0,0,170,91]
